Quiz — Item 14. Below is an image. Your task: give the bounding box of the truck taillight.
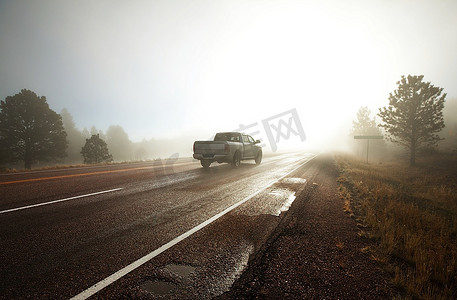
[225,144,230,152]
[193,142,196,152]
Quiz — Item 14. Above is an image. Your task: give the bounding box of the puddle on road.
[267,189,297,216]
[141,280,177,295]
[238,187,299,217]
[277,192,296,215]
[166,264,196,277]
[281,177,307,184]
[268,190,284,197]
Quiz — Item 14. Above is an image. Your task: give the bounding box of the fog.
[1,0,457,161]
[441,98,457,152]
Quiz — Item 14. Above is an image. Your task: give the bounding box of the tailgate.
[194,141,227,154]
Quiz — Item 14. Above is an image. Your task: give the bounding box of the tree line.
[0,89,158,169]
[1,75,455,169]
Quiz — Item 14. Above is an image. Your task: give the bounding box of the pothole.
[166,264,196,277]
[141,280,177,295]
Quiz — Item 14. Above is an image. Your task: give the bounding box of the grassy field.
[336,153,457,299]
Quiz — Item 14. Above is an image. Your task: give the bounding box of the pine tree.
[352,106,382,136]
[378,75,446,165]
[0,89,67,169]
[80,134,113,164]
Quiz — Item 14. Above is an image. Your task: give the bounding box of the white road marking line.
[71,154,318,300]
[0,188,124,214]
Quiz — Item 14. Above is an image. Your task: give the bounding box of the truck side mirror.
[255,140,261,144]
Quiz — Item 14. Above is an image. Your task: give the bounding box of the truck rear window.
[214,133,240,142]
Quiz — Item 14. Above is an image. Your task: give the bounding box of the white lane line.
[70,154,318,300]
[0,188,124,214]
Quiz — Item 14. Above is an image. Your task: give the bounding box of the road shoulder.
[219,154,396,299]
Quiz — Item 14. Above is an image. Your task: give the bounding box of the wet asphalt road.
[0,152,317,299]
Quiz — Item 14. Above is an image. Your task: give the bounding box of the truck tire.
[255,150,262,165]
[232,151,241,167]
[201,160,211,168]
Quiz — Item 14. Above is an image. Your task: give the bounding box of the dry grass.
[336,153,457,299]
[338,184,354,216]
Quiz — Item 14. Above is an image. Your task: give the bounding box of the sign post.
[354,135,383,163]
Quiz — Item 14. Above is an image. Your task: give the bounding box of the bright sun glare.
[182,2,388,151]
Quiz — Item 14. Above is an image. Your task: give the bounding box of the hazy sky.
[1,0,456,149]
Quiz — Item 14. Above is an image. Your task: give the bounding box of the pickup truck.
[193,132,262,168]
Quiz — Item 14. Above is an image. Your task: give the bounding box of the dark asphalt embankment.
[219,154,396,299]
